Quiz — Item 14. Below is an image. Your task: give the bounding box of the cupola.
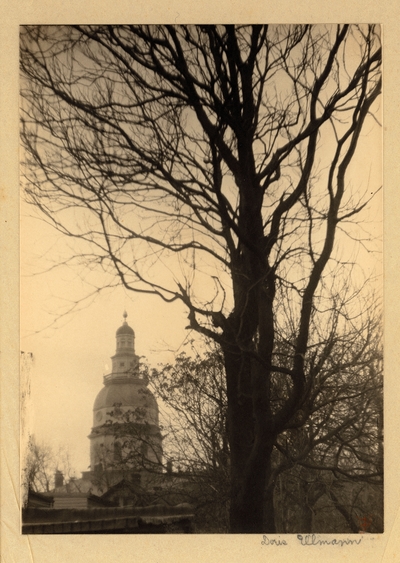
[109,311,140,378]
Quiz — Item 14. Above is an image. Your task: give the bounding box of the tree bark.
[223,337,277,533]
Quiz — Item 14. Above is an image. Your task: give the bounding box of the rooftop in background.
[22,503,195,534]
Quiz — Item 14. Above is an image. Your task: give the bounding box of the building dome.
[116,324,134,336]
[116,310,135,336]
[93,380,158,421]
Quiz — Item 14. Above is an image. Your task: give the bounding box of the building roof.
[116,312,134,336]
[93,381,157,411]
[116,323,134,336]
[27,490,54,508]
[22,503,195,534]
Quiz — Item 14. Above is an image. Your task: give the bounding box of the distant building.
[50,313,171,506]
[26,489,54,509]
[23,313,196,532]
[23,503,195,534]
[87,311,163,476]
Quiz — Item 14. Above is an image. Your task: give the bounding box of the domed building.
[88,312,163,475]
[33,314,195,519]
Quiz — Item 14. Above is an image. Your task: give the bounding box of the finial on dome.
[123,310,128,323]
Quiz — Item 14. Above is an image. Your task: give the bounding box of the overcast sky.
[21,205,194,473]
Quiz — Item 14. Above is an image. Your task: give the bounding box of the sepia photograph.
[19,24,383,537]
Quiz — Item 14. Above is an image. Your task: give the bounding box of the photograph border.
[1,3,399,562]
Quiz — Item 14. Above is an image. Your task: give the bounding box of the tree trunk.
[228,425,276,533]
[220,169,278,532]
[263,481,276,533]
[223,344,276,533]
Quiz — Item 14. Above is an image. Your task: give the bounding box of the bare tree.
[151,344,230,531]
[267,296,383,532]
[22,436,77,498]
[273,325,383,533]
[150,308,382,533]
[20,25,382,532]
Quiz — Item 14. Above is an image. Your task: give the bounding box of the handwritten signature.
[261,534,363,547]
